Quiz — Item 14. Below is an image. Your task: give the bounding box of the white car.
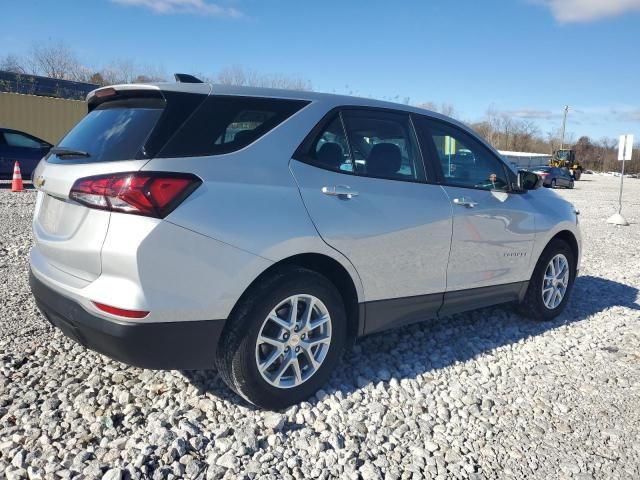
[29,78,581,408]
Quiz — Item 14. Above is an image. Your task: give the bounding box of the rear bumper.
[29,271,225,370]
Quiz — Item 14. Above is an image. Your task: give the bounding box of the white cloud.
[624,110,640,121]
[504,109,559,120]
[111,0,242,18]
[611,108,640,122]
[535,0,640,23]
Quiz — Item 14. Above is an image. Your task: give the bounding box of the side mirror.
[517,170,542,191]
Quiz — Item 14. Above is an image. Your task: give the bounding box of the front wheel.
[216,267,346,409]
[518,239,576,321]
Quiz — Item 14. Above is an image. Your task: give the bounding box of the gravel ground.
[1,175,639,480]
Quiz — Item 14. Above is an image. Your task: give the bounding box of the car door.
[414,116,536,313]
[290,109,453,333]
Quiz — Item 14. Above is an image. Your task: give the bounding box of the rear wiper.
[50,147,91,158]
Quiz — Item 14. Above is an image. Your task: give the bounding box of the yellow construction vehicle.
[550,149,583,180]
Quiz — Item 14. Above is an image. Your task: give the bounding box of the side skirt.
[438,281,528,317]
[361,281,528,336]
[363,293,442,335]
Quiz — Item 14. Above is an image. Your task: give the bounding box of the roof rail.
[174,73,203,84]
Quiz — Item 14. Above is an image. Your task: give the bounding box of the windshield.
[51,102,163,163]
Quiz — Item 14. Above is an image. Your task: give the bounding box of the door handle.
[321,185,359,199]
[453,197,478,208]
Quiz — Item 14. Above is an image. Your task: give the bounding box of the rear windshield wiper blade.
[50,147,91,158]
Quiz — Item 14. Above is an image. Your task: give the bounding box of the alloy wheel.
[255,294,332,389]
[542,253,570,309]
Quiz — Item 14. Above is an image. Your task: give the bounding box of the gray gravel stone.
[215,451,237,470]
[102,468,123,480]
[263,412,286,431]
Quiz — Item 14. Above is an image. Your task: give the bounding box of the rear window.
[52,98,164,163]
[48,93,307,163]
[157,96,309,158]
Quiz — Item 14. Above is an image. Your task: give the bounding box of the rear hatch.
[32,84,209,282]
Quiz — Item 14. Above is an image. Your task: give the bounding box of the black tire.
[568,180,575,189]
[518,239,576,321]
[215,266,346,409]
[551,179,557,188]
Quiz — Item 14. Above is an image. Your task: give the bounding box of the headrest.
[316,142,344,169]
[367,143,402,177]
[233,130,255,144]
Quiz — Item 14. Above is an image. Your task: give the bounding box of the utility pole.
[560,105,569,151]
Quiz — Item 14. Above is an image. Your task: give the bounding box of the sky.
[2,0,640,143]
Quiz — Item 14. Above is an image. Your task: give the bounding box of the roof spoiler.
[86,84,164,110]
[174,73,203,84]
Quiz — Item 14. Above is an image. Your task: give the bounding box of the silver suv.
[29,79,581,409]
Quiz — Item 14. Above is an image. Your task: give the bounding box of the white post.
[608,134,633,226]
[618,158,625,214]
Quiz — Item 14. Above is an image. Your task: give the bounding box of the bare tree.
[512,120,539,152]
[26,42,89,81]
[99,59,137,85]
[0,54,27,74]
[96,60,167,85]
[416,102,457,118]
[215,65,312,91]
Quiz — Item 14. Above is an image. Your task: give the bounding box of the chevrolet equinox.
[29,78,581,409]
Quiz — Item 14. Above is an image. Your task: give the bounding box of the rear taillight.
[69,172,201,218]
[538,172,549,177]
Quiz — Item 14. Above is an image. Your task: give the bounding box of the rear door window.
[341,110,425,182]
[158,96,309,158]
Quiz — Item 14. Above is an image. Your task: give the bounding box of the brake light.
[69,172,201,218]
[93,301,149,319]
[94,87,118,98]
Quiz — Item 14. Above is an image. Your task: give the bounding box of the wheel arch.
[547,230,580,270]
[227,253,363,344]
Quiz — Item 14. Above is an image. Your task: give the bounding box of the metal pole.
[560,105,569,151]
[619,159,625,214]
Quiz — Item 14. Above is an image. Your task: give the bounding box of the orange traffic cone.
[11,161,24,192]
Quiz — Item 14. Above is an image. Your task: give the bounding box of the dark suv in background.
[0,128,52,178]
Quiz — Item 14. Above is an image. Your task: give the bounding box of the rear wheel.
[216,267,346,409]
[568,179,575,189]
[551,179,557,188]
[518,239,575,321]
